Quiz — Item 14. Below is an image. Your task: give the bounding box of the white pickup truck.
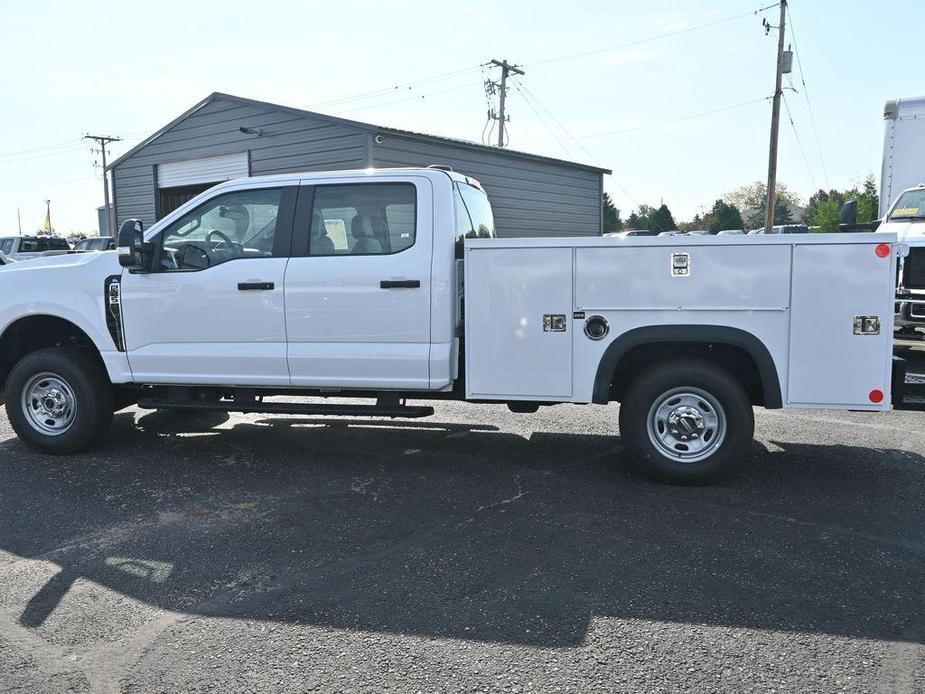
[0,168,909,483]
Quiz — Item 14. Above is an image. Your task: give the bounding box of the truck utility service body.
[0,168,903,483]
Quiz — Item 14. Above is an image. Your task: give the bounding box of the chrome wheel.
[21,372,77,436]
[646,387,726,463]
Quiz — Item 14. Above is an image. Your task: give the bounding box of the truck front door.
[120,184,295,386]
[284,177,433,390]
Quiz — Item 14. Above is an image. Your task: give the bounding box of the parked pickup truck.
[0,235,71,262]
[0,168,909,483]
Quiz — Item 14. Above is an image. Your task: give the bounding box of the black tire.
[6,347,114,454]
[618,359,754,484]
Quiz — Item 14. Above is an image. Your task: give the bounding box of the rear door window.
[308,183,416,256]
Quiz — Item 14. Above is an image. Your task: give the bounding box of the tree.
[803,189,846,225]
[649,203,676,232]
[855,174,879,223]
[626,211,644,230]
[602,193,622,232]
[706,200,744,233]
[725,181,800,229]
[803,175,879,230]
[813,199,841,232]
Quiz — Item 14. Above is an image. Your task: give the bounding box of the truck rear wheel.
[618,359,754,484]
[6,347,114,454]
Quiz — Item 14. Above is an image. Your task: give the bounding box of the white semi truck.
[0,168,911,484]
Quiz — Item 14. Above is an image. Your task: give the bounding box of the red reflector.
[875,243,891,258]
[869,389,884,404]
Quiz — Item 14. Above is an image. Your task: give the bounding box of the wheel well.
[0,316,104,392]
[608,342,767,405]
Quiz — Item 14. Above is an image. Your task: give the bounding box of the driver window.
[158,188,283,271]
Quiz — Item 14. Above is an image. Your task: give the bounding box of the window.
[889,189,925,221]
[19,238,39,252]
[45,237,70,250]
[157,188,283,271]
[453,181,495,257]
[308,183,416,256]
[0,239,13,255]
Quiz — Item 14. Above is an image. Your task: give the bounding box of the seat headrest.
[352,214,378,239]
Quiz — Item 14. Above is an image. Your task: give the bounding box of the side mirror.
[840,200,858,226]
[117,219,145,269]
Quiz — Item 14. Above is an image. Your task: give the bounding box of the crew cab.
[0,168,907,483]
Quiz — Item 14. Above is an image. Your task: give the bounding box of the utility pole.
[763,0,787,233]
[84,134,122,236]
[487,59,524,148]
[17,207,22,236]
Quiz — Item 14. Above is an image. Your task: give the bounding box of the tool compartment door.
[788,242,894,407]
[465,247,573,400]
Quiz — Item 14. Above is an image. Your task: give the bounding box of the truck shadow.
[1,408,923,648]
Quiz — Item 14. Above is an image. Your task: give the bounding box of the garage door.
[156,152,249,188]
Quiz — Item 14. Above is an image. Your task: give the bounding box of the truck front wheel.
[6,347,114,454]
[618,359,754,484]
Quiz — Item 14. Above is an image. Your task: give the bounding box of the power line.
[781,92,817,191]
[0,144,89,165]
[0,175,96,194]
[520,97,771,145]
[510,81,573,159]
[308,66,481,111]
[511,80,640,209]
[0,138,82,159]
[528,3,780,68]
[332,80,483,116]
[785,3,829,187]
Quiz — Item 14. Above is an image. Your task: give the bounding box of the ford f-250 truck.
[0,168,908,483]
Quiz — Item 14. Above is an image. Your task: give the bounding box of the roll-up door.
[157,152,249,188]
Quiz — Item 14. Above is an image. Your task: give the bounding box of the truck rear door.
[284,176,434,390]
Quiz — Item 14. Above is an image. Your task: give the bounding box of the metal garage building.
[107,93,609,238]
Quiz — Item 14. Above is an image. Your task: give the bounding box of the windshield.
[889,189,925,221]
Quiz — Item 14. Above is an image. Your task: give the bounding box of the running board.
[136,399,435,418]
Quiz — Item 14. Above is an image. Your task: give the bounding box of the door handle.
[380,279,420,289]
[237,282,275,291]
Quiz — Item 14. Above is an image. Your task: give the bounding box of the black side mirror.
[840,200,858,226]
[117,219,145,269]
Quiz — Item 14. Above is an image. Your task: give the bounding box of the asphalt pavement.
[1,349,924,693]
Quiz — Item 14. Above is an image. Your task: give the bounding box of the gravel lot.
[1,348,924,693]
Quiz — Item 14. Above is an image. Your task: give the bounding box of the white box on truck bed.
[465,234,896,410]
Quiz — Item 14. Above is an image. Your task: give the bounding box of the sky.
[0,0,921,234]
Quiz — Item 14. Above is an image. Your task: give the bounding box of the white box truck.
[847,96,925,333]
[0,168,914,484]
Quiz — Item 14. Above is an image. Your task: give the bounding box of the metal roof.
[107,92,610,174]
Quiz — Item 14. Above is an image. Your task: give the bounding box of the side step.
[136,398,435,419]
